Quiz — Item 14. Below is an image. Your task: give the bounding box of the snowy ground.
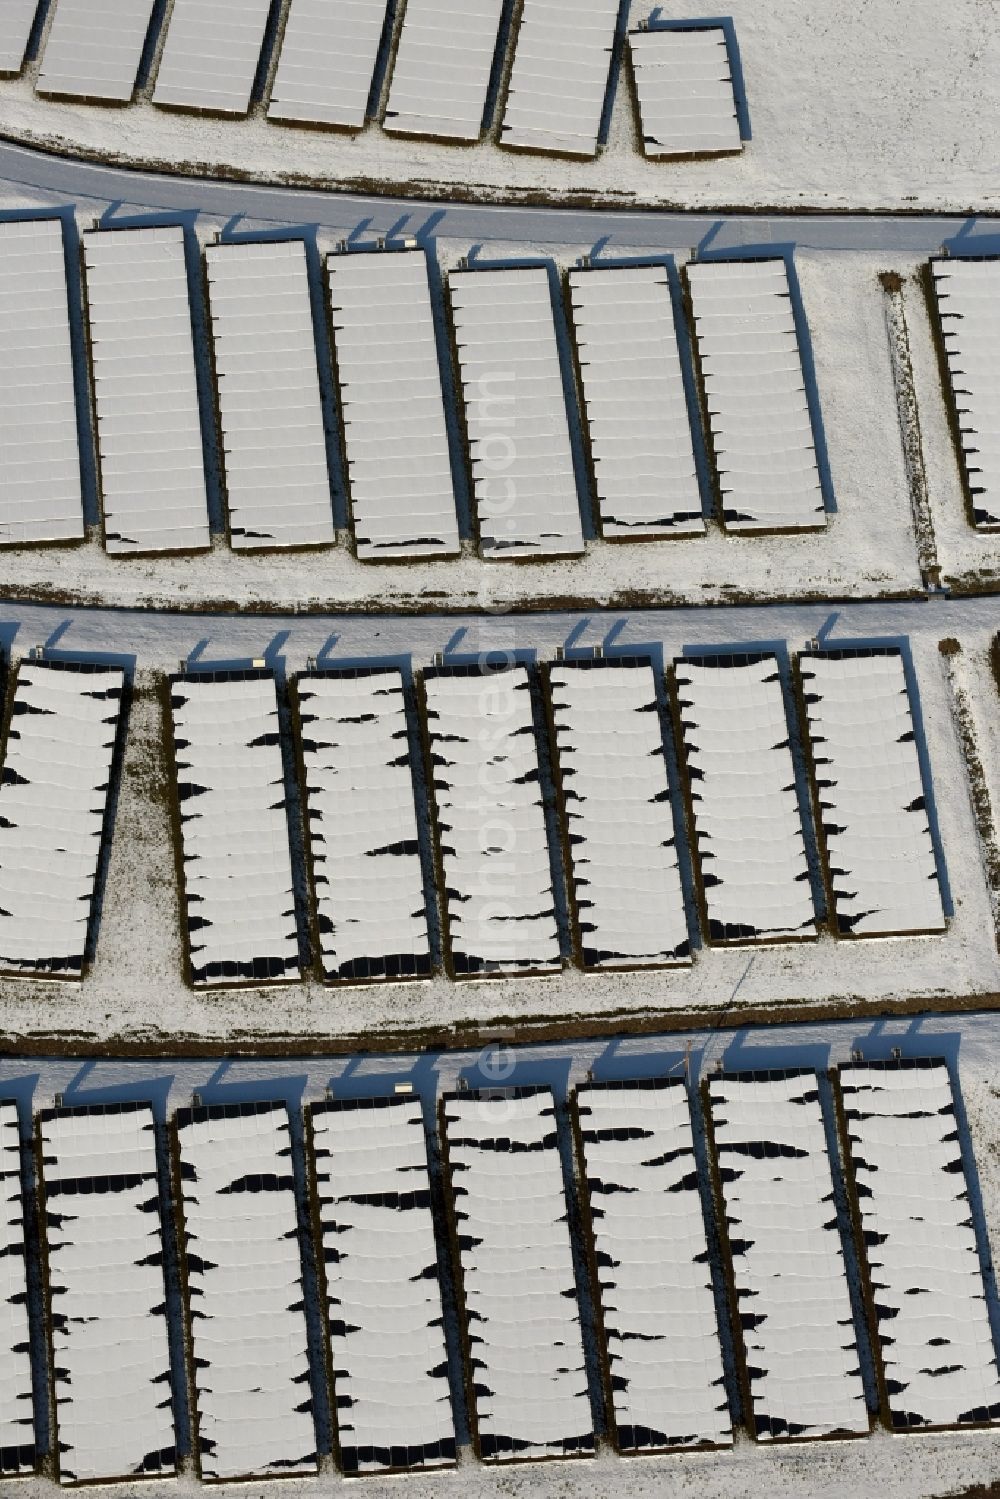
[1,0,998,214]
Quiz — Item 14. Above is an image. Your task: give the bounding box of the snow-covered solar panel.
[206,240,334,550]
[0,0,38,74]
[673,654,816,943]
[328,250,460,560]
[84,227,210,555]
[568,265,703,538]
[39,1104,175,1484]
[297,670,430,983]
[153,0,272,115]
[0,661,123,980]
[37,0,156,103]
[707,1071,868,1440]
[175,1103,317,1481]
[800,649,945,937]
[629,27,742,158]
[423,666,560,976]
[268,0,386,129]
[931,257,1000,528]
[0,1103,33,1476]
[686,258,826,532]
[442,1088,594,1462]
[500,0,618,157]
[839,1060,1000,1430]
[310,1097,455,1473]
[384,0,504,141]
[575,1078,730,1452]
[548,659,690,967]
[0,218,83,546]
[170,672,301,987]
[450,268,585,558]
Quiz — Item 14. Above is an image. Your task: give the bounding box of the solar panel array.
[175,1103,317,1481]
[800,649,945,936]
[384,0,505,141]
[39,1104,175,1483]
[450,267,585,558]
[268,0,387,130]
[328,249,460,559]
[37,0,156,103]
[206,239,334,550]
[708,1072,868,1440]
[84,226,211,554]
[568,264,704,538]
[576,1078,730,1452]
[931,257,1000,528]
[686,258,826,532]
[169,672,301,986]
[629,27,742,158]
[442,1089,594,1461]
[310,1097,455,1473]
[0,661,123,980]
[153,0,274,115]
[500,0,619,158]
[0,1104,33,1476]
[839,1062,1000,1430]
[0,0,37,74]
[297,670,431,982]
[673,654,817,943]
[0,218,83,546]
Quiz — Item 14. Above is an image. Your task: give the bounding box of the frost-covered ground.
[1,0,998,213]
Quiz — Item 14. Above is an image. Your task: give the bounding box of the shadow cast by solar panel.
[595,0,632,149]
[364,0,404,121]
[587,1037,692,1084]
[24,0,51,64]
[0,205,100,531]
[1,1077,54,1464]
[132,0,170,93]
[249,0,288,108]
[816,632,954,920]
[422,234,475,540]
[182,629,291,675]
[57,1059,176,1118]
[0,621,21,661]
[481,0,522,133]
[218,217,350,531]
[942,219,1000,259]
[695,241,836,516]
[96,204,227,535]
[645,13,751,140]
[583,247,716,522]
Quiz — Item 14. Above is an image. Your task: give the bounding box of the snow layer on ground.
[443,1088,593,1461]
[840,1060,1000,1430]
[175,1102,317,1481]
[310,1097,455,1473]
[708,1071,868,1440]
[576,1077,731,1451]
[39,1103,175,1482]
[0,1101,33,1474]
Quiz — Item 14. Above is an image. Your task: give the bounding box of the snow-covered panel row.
[37,0,156,103]
[297,670,431,983]
[548,658,690,967]
[84,226,210,555]
[39,1104,175,1484]
[443,1089,593,1462]
[0,661,123,980]
[707,1072,868,1440]
[175,1103,317,1481]
[0,218,83,546]
[206,239,334,551]
[575,1078,730,1452]
[423,667,560,976]
[839,1061,1000,1430]
[0,0,37,74]
[450,267,585,558]
[686,257,826,532]
[673,654,816,943]
[800,649,945,937]
[568,264,703,538]
[0,1104,33,1475]
[328,249,460,560]
[153,0,272,115]
[170,671,301,987]
[310,1098,455,1474]
[384,0,504,142]
[268,0,387,130]
[500,0,618,157]
[629,27,742,159]
[931,257,1000,528]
